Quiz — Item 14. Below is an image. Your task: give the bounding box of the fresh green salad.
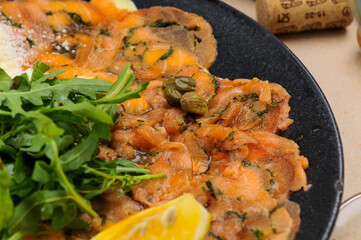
[0,63,165,240]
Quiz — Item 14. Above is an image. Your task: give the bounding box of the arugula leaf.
[0,159,13,232]
[0,63,165,239]
[60,134,98,171]
[7,190,73,236]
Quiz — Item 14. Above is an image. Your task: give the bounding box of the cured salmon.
[0,1,308,239]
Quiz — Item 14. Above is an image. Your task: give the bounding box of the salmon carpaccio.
[0,1,309,239]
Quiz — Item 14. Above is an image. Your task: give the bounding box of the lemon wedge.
[112,0,137,11]
[92,193,211,240]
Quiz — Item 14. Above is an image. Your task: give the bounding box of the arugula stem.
[115,167,149,174]
[82,165,165,182]
[7,231,26,240]
[0,110,12,117]
[104,64,133,99]
[94,166,150,174]
[132,173,166,181]
[1,124,31,141]
[50,140,98,218]
[0,116,5,136]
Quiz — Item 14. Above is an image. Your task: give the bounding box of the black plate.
[132,0,344,239]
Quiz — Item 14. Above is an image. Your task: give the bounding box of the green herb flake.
[227,131,235,141]
[1,12,22,29]
[207,232,224,240]
[159,48,174,61]
[26,38,36,48]
[205,180,216,198]
[266,169,274,177]
[269,102,277,108]
[182,114,188,122]
[256,109,268,118]
[216,189,224,197]
[65,12,89,26]
[213,103,230,117]
[150,19,179,28]
[225,211,246,221]
[242,160,253,167]
[211,75,220,92]
[270,179,275,186]
[150,151,164,157]
[123,28,135,49]
[45,11,53,16]
[251,229,264,240]
[250,93,259,101]
[184,25,200,31]
[181,122,192,132]
[99,29,111,37]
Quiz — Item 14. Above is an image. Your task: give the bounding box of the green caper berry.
[163,76,196,93]
[174,76,196,92]
[164,87,182,107]
[162,78,177,90]
[180,92,208,115]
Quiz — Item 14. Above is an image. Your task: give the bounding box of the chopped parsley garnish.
[99,29,111,36]
[207,232,224,240]
[211,103,230,117]
[227,131,235,141]
[250,93,259,101]
[216,189,224,196]
[150,19,179,28]
[225,211,247,221]
[45,11,53,16]
[243,160,253,167]
[181,122,193,132]
[251,229,264,240]
[65,12,90,26]
[270,179,275,186]
[269,102,277,108]
[256,109,268,118]
[242,160,259,168]
[159,48,174,61]
[184,25,200,31]
[123,28,135,48]
[26,38,36,48]
[150,151,164,157]
[205,180,216,198]
[1,12,22,29]
[211,74,220,91]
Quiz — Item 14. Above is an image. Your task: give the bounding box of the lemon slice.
[112,0,137,11]
[92,194,211,240]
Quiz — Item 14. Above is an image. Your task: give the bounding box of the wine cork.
[256,0,353,34]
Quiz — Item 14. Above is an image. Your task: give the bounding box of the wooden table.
[222,0,361,202]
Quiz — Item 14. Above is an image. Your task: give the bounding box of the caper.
[162,76,196,93]
[180,92,208,115]
[162,78,177,90]
[164,87,182,107]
